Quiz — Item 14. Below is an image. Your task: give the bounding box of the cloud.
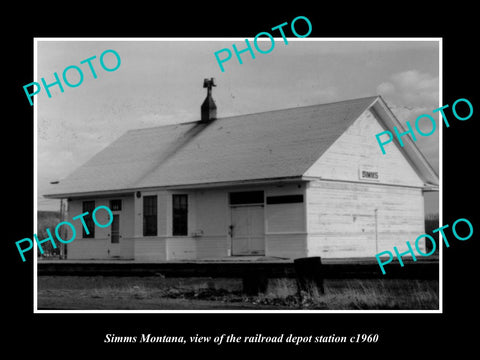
[375,70,440,174]
[377,70,439,107]
[384,104,439,173]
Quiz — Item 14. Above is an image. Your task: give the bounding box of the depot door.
[109,214,121,257]
[231,205,265,256]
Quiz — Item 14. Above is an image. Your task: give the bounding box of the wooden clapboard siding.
[67,238,134,260]
[160,191,198,259]
[67,199,82,237]
[195,189,228,258]
[157,191,168,236]
[132,191,170,261]
[195,189,228,236]
[265,183,306,197]
[133,190,169,238]
[66,196,135,259]
[167,237,197,260]
[67,239,109,259]
[266,203,305,233]
[304,109,425,188]
[119,238,134,259]
[266,233,307,259]
[304,106,428,259]
[134,237,167,261]
[66,199,98,259]
[265,183,307,256]
[196,235,229,259]
[306,180,425,258]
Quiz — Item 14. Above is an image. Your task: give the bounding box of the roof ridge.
[218,95,379,120]
[128,95,380,132]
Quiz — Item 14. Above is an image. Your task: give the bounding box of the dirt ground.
[38,290,285,310]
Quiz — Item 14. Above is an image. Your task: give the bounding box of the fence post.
[59,198,68,259]
[242,266,268,296]
[294,257,325,298]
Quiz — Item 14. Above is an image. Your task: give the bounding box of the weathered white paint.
[67,239,109,259]
[231,205,265,255]
[134,237,167,262]
[166,237,197,260]
[157,191,168,236]
[306,180,425,258]
[304,109,425,188]
[66,195,135,259]
[194,189,228,258]
[190,183,307,259]
[196,235,229,259]
[63,148,426,261]
[300,109,427,259]
[265,233,307,259]
[264,183,307,258]
[266,203,305,233]
[162,190,196,259]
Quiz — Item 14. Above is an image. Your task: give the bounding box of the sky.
[36,39,440,214]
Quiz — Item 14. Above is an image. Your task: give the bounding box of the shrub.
[425,213,439,254]
[37,211,61,257]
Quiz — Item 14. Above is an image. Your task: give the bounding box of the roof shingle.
[45,96,379,197]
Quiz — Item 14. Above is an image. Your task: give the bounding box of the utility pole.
[59,198,68,259]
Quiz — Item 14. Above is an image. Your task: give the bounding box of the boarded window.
[229,191,264,205]
[266,202,305,233]
[172,194,188,236]
[143,196,157,236]
[82,201,95,238]
[109,199,122,211]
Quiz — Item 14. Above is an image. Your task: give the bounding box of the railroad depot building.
[44,85,439,261]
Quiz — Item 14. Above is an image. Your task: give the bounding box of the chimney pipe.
[201,78,217,122]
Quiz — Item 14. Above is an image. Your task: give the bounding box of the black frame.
[143,195,157,236]
[266,194,304,204]
[82,200,95,238]
[229,191,264,205]
[109,199,122,211]
[172,194,188,236]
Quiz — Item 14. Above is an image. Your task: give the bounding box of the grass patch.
[254,278,439,310]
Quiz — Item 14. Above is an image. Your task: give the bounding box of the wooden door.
[109,214,120,257]
[231,205,265,256]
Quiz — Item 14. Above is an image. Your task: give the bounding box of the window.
[82,201,95,238]
[172,194,188,236]
[109,199,122,211]
[266,195,304,204]
[143,196,157,236]
[229,191,264,205]
[266,195,305,233]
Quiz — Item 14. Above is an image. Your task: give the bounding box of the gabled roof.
[44,95,437,198]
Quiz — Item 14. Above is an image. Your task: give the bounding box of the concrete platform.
[37,255,439,264]
[37,255,292,264]
[37,256,439,279]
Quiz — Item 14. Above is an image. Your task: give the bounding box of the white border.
[33,37,442,314]
[33,40,38,312]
